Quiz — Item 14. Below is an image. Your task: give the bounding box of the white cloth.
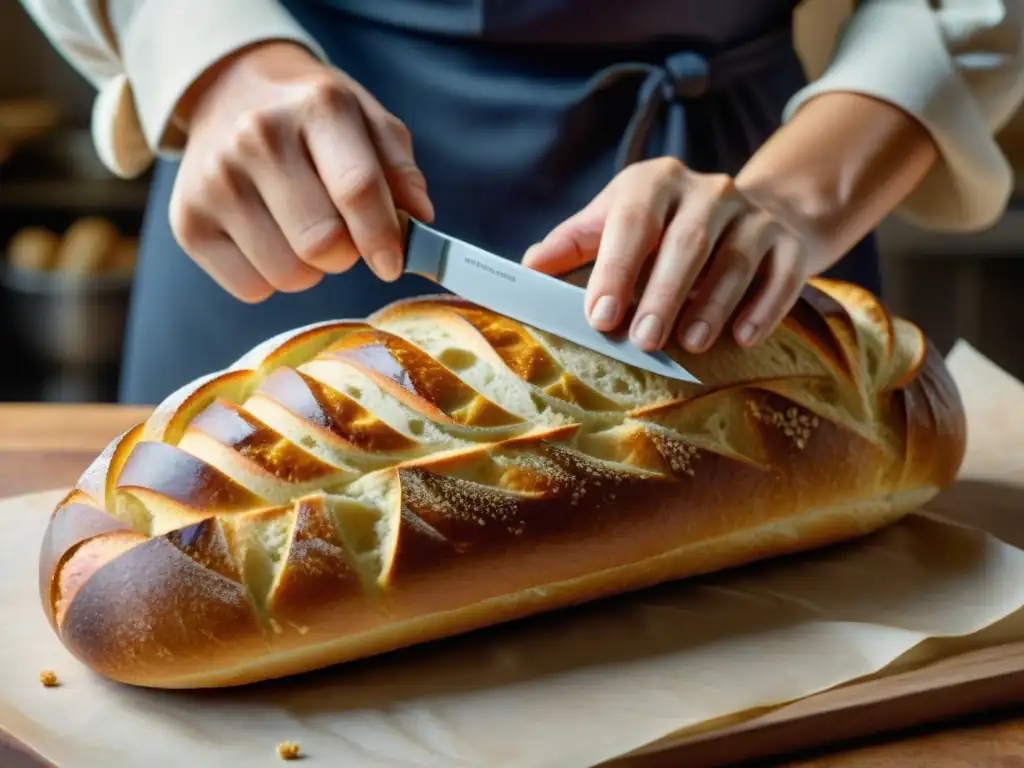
[18,0,1024,230]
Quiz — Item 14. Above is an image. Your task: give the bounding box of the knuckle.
[723,237,761,272]
[753,207,779,230]
[590,254,639,297]
[640,157,685,190]
[725,216,771,262]
[386,159,426,187]
[689,229,711,257]
[168,197,204,249]
[615,203,662,237]
[292,218,346,263]
[304,76,357,114]
[331,164,382,209]
[668,225,709,258]
[706,173,735,198]
[231,109,284,157]
[592,261,633,293]
[380,113,412,145]
[649,155,685,178]
[641,285,682,315]
[750,210,784,245]
[207,159,246,204]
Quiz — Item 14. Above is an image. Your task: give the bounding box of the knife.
[401,218,701,383]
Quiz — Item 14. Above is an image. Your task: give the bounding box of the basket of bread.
[2,216,137,368]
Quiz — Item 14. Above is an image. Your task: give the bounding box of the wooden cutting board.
[609,478,1024,766]
[615,637,1024,766]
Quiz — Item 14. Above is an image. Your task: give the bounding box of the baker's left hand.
[522,157,817,353]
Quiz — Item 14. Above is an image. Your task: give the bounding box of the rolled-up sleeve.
[18,0,326,178]
[785,0,1024,231]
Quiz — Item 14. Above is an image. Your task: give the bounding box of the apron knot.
[662,51,710,99]
[620,51,711,166]
[578,28,795,171]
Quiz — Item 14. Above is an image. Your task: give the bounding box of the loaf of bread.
[38,279,966,689]
[53,217,120,275]
[7,227,60,271]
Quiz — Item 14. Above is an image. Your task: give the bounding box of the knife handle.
[559,263,592,289]
[398,214,446,282]
[397,210,412,252]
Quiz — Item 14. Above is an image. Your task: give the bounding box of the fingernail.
[371,250,402,281]
[683,320,711,351]
[522,243,541,264]
[590,295,619,328]
[632,314,664,348]
[736,321,758,345]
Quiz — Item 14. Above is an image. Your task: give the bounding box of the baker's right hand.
[170,42,434,302]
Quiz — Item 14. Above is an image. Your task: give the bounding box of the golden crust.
[39,279,966,688]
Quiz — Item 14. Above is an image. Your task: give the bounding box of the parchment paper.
[2,341,1024,768]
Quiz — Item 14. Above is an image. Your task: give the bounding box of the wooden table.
[0,404,151,497]
[1,403,1022,768]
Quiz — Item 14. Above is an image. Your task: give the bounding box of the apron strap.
[579,27,797,169]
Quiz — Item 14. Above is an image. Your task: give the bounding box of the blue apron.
[119,0,880,404]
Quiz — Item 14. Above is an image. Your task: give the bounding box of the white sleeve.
[18,0,326,179]
[784,0,1024,231]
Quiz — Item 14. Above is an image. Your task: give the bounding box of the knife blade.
[401,218,701,384]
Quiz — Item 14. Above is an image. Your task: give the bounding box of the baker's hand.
[170,42,433,302]
[522,157,816,353]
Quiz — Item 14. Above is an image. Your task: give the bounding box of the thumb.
[522,197,610,276]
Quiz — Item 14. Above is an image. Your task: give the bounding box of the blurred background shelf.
[0,3,147,404]
[879,204,1024,379]
[0,179,150,212]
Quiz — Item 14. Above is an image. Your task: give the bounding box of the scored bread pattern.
[40,278,966,684]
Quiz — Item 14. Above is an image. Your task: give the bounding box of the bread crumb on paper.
[277,742,301,760]
[39,670,59,687]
